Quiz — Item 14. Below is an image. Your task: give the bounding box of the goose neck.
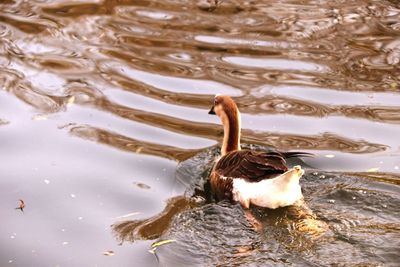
[221,109,241,155]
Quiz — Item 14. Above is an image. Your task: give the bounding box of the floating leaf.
[103,250,114,256]
[149,239,176,254]
[366,167,379,172]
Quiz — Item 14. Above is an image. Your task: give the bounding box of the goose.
[208,94,308,209]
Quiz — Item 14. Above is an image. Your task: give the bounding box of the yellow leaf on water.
[151,239,176,248]
[366,167,379,172]
[149,239,176,254]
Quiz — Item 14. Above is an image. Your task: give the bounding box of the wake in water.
[113,145,399,266]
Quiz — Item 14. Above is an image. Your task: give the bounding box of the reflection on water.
[1,0,400,266]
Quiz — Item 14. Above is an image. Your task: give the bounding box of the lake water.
[0,0,399,266]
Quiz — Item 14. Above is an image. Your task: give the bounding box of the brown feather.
[210,150,298,201]
[215,150,288,181]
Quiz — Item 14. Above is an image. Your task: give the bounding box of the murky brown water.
[1,0,400,266]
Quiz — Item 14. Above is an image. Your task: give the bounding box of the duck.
[208,94,309,209]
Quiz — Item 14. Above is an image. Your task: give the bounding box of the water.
[0,0,399,266]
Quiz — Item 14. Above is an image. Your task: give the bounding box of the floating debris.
[115,212,140,219]
[103,250,115,256]
[325,154,335,158]
[149,239,176,254]
[133,182,151,190]
[327,199,335,204]
[366,167,379,172]
[15,199,25,212]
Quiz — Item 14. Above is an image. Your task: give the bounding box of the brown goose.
[208,95,308,209]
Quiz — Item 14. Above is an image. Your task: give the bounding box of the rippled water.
[1,0,400,266]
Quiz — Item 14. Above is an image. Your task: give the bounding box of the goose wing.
[214,150,303,182]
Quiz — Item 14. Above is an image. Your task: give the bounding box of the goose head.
[208,94,237,116]
[208,95,241,155]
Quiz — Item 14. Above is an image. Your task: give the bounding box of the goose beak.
[208,105,216,115]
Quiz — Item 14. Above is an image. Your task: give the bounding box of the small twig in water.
[15,199,25,213]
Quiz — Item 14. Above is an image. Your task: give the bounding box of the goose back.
[210,150,308,201]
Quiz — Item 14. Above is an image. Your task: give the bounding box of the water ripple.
[1,0,400,266]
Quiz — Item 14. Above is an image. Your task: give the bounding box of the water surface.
[0,0,399,266]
